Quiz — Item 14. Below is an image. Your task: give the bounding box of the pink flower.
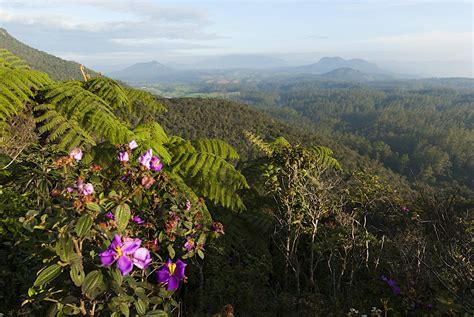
[69,148,83,161]
[118,152,129,162]
[184,237,195,251]
[82,183,94,196]
[128,140,138,150]
[185,200,191,211]
[100,235,151,276]
[150,156,163,172]
[139,149,153,169]
[132,215,145,225]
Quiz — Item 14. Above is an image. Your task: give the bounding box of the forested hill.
[0,28,97,81]
[156,97,411,191]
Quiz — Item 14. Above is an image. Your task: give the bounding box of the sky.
[0,0,472,76]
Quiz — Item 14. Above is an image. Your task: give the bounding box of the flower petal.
[122,238,141,254]
[110,234,122,250]
[157,268,170,283]
[167,275,180,291]
[99,250,117,266]
[132,247,152,269]
[117,255,133,276]
[175,259,187,279]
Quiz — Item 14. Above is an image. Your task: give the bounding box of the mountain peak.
[0,28,10,37]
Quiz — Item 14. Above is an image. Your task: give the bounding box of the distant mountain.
[109,61,176,82]
[0,28,97,81]
[296,56,387,75]
[320,67,393,81]
[191,54,289,69]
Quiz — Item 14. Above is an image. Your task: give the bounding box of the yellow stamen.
[115,246,123,257]
[168,263,176,275]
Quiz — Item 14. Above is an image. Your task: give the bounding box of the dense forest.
[0,38,473,317]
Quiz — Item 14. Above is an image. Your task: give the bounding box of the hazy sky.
[0,0,472,76]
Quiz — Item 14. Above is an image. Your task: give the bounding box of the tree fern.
[133,122,171,164]
[167,137,248,210]
[83,77,131,115]
[125,87,167,114]
[0,50,51,120]
[308,145,341,170]
[34,103,95,149]
[38,81,133,145]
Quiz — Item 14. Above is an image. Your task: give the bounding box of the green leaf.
[120,303,130,317]
[75,214,93,238]
[167,245,175,259]
[146,310,168,317]
[34,264,62,287]
[197,249,205,259]
[70,261,85,287]
[82,270,106,299]
[55,235,75,262]
[115,204,131,233]
[86,202,102,213]
[135,298,148,316]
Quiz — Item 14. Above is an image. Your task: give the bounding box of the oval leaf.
[115,204,131,233]
[70,261,85,287]
[82,270,106,299]
[75,214,93,238]
[34,264,62,287]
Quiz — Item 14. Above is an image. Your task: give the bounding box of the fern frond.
[84,77,131,114]
[168,137,248,210]
[40,82,133,144]
[0,49,30,70]
[307,145,341,170]
[34,103,95,150]
[244,130,273,156]
[193,139,240,160]
[125,87,167,114]
[0,57,51,120]
[133,122,171,163]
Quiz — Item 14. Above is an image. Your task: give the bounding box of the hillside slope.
[156,97,411,192]
[0,28,97,81]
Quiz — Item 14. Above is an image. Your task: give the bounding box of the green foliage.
[0,50,51,120]
[168,137,248,210]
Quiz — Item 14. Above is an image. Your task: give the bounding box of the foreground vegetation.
[1,49,473,316]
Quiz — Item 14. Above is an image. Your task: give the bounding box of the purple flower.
[99,234,151,275]
[381,275,400,295]
[69,148,83,161]
[82,183,94,196]
[67,187,75,193]
[185,200,191,211]
[402,207,410,212]
[132,215,145,225]
[132,247,152,269]
[118,151,129,162]
[150,156,163,172]
[139,149,153,169]
[129,140,138,150]
[105,212,115,220]
[184,237,195,251]
[156,259,187,291]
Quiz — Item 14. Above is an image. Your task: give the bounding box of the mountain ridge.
[0,28,97,81]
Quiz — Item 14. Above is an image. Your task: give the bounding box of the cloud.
[359,31,473,61]
[0,0,221,63]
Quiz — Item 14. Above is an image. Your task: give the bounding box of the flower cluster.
[139,149,163,172]
[67,179,94,196]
